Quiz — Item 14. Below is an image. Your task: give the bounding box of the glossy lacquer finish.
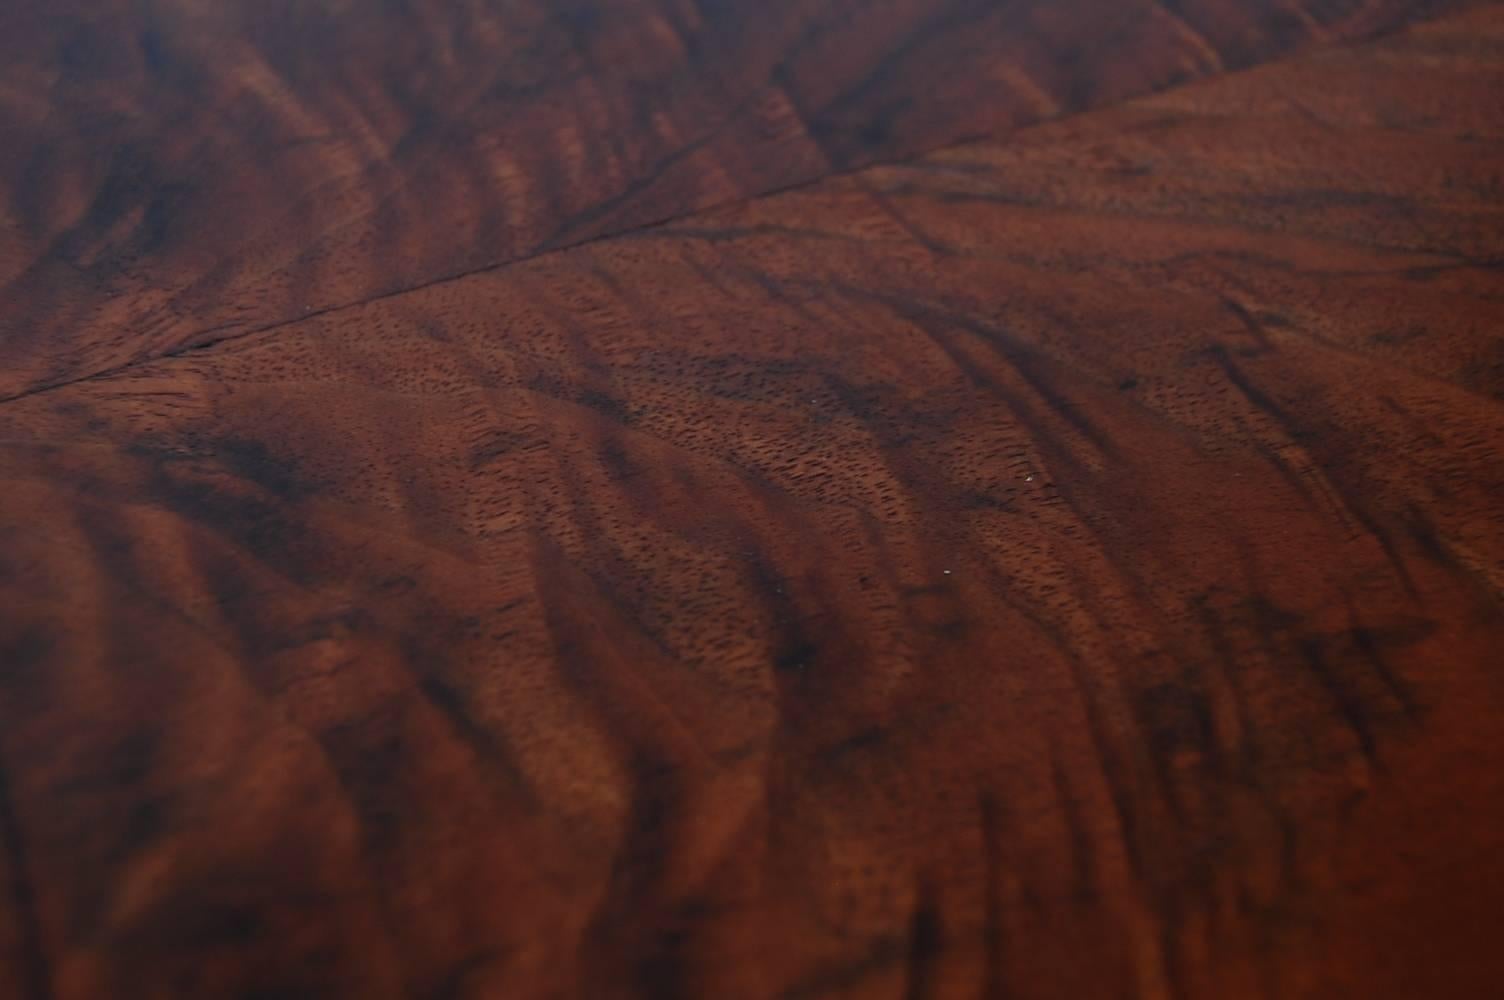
[1,2,1502,998]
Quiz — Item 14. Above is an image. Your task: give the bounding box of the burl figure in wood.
[1,2,1502,999]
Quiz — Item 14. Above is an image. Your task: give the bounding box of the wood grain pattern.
[3,6,1504,998]
[0,0,1474,400]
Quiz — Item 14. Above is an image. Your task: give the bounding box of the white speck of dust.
[943,569,952,575]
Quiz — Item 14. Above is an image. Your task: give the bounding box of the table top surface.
[1,2,1502,997]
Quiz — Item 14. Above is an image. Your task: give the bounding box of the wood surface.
[3,3,1504,999]
[0,0,1472,400]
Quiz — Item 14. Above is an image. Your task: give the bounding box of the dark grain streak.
[0,755,53,1000]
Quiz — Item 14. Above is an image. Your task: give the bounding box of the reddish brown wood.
[0,0,1474,399]
[2,5,1504,999]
